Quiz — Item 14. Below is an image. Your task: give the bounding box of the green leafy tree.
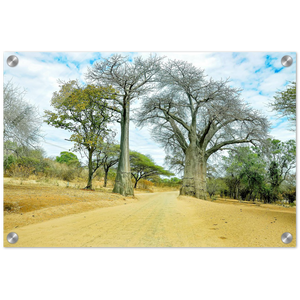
[223,147,266,200]
[223,140,296,202]
[130,151,174,188]
[4,141,49,176]
[281,174,296,204]
[45,80,116,189]
[256,139,296,201]
[56,151,80,167]
[3,155,16,171]
[206,178,219,199]
[270,82,296,130]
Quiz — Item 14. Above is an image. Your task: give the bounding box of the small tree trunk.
[113,101,134,196]
[103,167,108,187]
[180,144,207,199]
[134,180,138,188]
[235,185,239,200]
[85,149,93,189]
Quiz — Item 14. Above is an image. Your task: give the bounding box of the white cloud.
[259,70,294,94]
[270,121,296,141]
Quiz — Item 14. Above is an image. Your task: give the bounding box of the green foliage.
[282,189,296,204]
[256,139,296,201]
[270,81,296,130]
[56,151,80,167]
[44,80,116,150]
[16,157,40,170]
[4,155,16,171]
[222,139,296,203]
[130,151,174,188]
[44,80,117,189]
[6,157,37,178]
[206,178,219,199]
[281,174,296,204]
[269,161,280,187]
[152,177,182,188]
[169,177,182,184]
[223,146,266,200]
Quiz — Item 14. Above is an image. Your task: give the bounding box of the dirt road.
[4,191,296,247]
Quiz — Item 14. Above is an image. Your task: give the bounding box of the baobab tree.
[86,54,164,196]
[137,59,269,199]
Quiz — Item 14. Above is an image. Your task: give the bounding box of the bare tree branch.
[136,58,270,199]
[85,54,165,196]
[3,80,42,149]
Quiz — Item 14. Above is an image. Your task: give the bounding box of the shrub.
[282,188,296,204]
[138,179,154,190]
[61,166,76,181]
[42,160,81,181]
[3,155,16,171]
[7,164,34,178]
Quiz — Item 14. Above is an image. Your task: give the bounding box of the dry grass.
[3,179,137,231]
[3,177,179,231]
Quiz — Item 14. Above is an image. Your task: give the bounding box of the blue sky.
[3,51,296,169]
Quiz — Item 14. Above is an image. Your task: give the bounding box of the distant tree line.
[3,141,174,190]
[205,139,296,204]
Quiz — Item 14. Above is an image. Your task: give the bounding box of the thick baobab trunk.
[180,145,207,199]
[113,102,134,196]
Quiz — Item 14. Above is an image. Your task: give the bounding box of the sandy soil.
[4,189,296,247]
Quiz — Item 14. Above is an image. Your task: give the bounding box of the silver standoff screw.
[7,55,19,67]
[281,55,293,67]
[281,232,293,244]
[7,232,19,244]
